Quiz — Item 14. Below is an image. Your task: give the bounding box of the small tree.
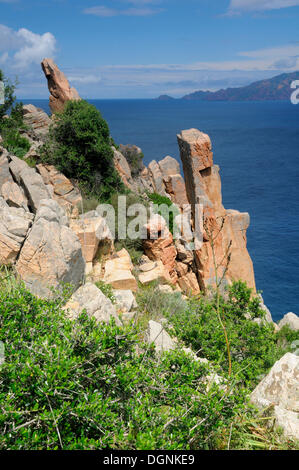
[40,100,124,200]
[0,70,20,122]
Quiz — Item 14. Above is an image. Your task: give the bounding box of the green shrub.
[0,279,256,450]
[165,281,294,388]
[0,126,30,158]
[0,69,29,158]
[39,100,124,200]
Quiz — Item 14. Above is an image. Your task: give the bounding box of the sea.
[24,98,299,322]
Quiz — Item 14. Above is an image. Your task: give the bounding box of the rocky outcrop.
[41,58,81,114]
[278,312,299,331]
[177,128,256,291]
[103,248,137,291]
[146,320,176,353]
[251,353,299,440]
[22,104,51,139]
[138,259,172,286]
[1,181,29,211]
[64,282,121,326]
[16,199,85,298]
[70,212,113,263]
[113,289,137,313]
[0,197,33,265]
[143,214,177,283]
[37,163,82,213]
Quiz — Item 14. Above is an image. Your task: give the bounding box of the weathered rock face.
[16,199,85,298]
[143,214,177,283]
[64,282,121,326]
[1,181,29,211]
[146,320,176,354]
[36,163,82,213]
[19,166,51,213]
[41,58,81,114]
[70,213,113,263]
[278,312,299,331]
[0,197,33,265]
[251,353,299,440]
[177,128,256,291]
[22,104,51,139]
[113,147,134,190]
[103,249,137,291]
[0,151,13,192]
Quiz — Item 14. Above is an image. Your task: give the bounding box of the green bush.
[0,279,255,450]
[39,100,124,200]
[165,281,297,388]
[0,69,29,157]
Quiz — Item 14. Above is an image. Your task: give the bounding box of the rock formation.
[251,353,299,440]
[177,128,256,291]
[64,282,122,326]
[16,199,85,298]
[41,58,81,114]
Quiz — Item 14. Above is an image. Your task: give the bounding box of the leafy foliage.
[0,69,29,158]
[166,281,296,387]
[39,100,124,200]
[0,279,254,451]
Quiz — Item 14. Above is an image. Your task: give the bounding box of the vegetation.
[0,273,297,450]
[39,100,125,200]
[0,69,30,158]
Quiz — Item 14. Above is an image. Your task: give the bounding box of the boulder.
[9,155,29,184]
[1,181,29,211]
[113,147,134,190]
[146,320,176,353]
[19,166,51,213]
[0,152,13,192]
[16,199,85,298]
[138,260,171,286]
[70,213,112,263]
[158,155,180,178]
[251,353,299,440]
[64,282,121,326]
[103,249,137,291]
[113,289,137,312]
[177,271,200,295]
[143,214,177,283]
[148,160,167,196]
[22,104,51,138]
[41,58,81,114]
[0,197,33,265]
[278,312,299,332]
[158,156,189,207]
[37,163,82,212]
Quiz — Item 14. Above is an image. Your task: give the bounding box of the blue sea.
[25,99,299,322]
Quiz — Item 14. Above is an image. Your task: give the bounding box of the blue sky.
[1,0,299,98]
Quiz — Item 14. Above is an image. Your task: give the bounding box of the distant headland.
[155,71,299,101]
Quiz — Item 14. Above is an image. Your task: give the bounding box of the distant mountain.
[181,72,299,101]
[155,94,175,101]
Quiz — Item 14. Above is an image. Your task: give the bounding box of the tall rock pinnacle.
[41,58,81,114]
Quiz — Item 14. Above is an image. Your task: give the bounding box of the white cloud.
[83,2,163,17]
[68,74,101,84]
[228,0,299,14]
[0,24,56,69]
[13,29,56,68]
